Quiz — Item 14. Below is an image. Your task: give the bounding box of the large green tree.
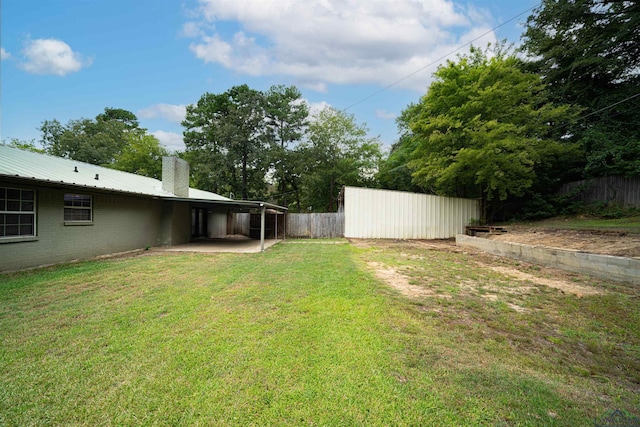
[300,107,382,212]
[40,116,130,165]
[407,46,581,220]
[181,85,385,209]
[264,85,309,207]
[96,107,140,129]
[110,132,168,179]
[376,103,424,193]
[38,108,167,178]
[181,93,230,195]
[522,0,640,177]
[182,85,269,200]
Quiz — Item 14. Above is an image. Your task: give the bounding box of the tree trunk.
[242,144,248,200]
[329,177,334,212]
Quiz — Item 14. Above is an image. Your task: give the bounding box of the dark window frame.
[0,187,36,239]
[64,194,93,223]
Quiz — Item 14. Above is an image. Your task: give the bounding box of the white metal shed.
[343,186,480,239]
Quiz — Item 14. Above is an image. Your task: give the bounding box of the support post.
[260,204,265,252]
[275,212,278,241]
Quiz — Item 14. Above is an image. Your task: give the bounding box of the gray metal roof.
[0,145,287,211]
[0,144,230,201]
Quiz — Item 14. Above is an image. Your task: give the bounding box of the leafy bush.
[585,203,640,219]
[520,193,584,220]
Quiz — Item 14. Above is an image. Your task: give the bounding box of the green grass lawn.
[1,241,638,426]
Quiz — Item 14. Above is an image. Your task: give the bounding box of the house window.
[0,187,36,238]
[64,194,92,222]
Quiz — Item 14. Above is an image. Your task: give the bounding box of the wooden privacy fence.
[231,212,345,239]
[286,213,345,238]
[232,213,250,236]
[559,176,640,208]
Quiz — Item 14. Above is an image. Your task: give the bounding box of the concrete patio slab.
[159,235,281,253]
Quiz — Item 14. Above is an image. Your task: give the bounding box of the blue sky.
[1,0,539,153]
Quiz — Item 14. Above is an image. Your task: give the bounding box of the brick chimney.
[162,156,190,197]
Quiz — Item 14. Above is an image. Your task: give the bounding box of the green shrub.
[585,202,640,219]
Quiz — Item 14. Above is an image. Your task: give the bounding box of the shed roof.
[0,145,286,211]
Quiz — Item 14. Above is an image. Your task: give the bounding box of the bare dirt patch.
[354,238,606,302]
[366,261,437,298]
[484,265,602,297]
[483,227,640,258]
[475,293,529,312]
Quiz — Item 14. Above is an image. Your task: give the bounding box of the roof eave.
[1,173,288,211]
[167,196,288,211]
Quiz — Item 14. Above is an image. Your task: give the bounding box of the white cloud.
[181,21,204,38]
[20,38,90,76]
[300,81,328,93]
[375,109,397,120]
[305,100,332,118]
[152,130,185,151]
[185,0,496,91]
[190,34,233,67]
[138,104,187,124]
[1,47,11,60]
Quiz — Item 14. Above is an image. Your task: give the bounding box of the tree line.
[15,88,381,213]
[380,0,639,220]
[11,0,639,218]
[180,84,381,211]
[18,108,170,180]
